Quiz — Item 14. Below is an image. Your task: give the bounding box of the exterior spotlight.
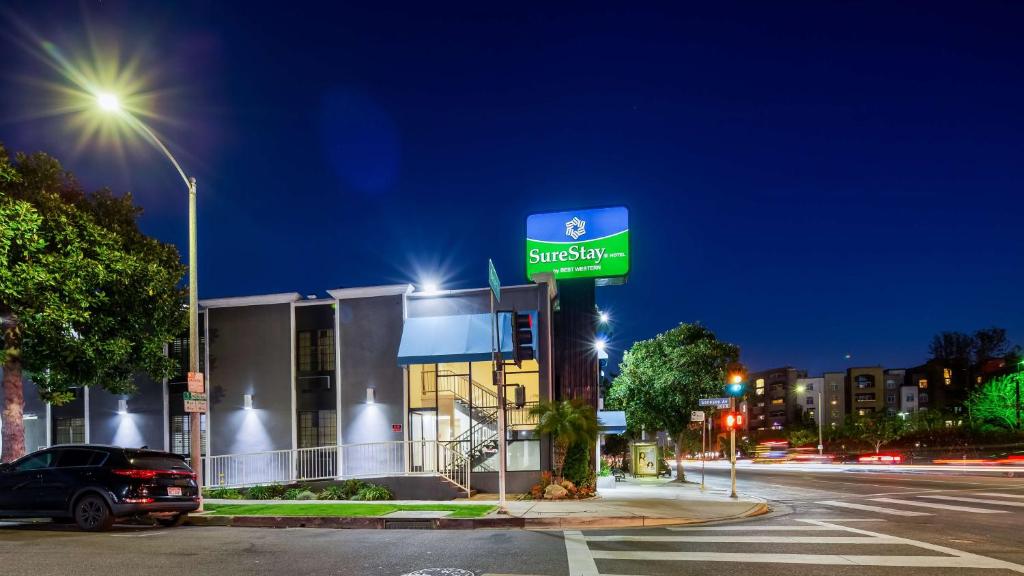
[598,311,610,323]
[595,339,607,353]
[366,388,376,404]
[97,92,121,112]
[243,394,253,410]
[117,399,128,415]
[421,281,439,294]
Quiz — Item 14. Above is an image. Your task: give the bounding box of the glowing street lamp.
[598,310,610,324]
[595,338,607,353]
[97,92,120,112]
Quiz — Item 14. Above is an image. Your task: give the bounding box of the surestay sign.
[525,206,630,282]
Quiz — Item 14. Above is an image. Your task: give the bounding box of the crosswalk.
[563,518,1024,575]
[814,491,1024,517]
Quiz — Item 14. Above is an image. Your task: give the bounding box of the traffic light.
[723,411,744,431]
[511,309,534,367]
[514,385,526,409]
[726,367,747,397]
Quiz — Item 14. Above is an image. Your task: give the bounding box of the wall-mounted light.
[366,388,376,404]
[117,399,128,415]
[244,394,254,410]
[594,339,607,353]
[22,413,38,421]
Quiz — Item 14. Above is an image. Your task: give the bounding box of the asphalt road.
[2,466,1023,576]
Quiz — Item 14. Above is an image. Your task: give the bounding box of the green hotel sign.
[525,206,630,283]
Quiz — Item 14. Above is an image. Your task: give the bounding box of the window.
[53,417,85,445]
[298,332,313,372]
[318,329,335,371]
[886,394,896,404]
[918,379,928,389]
[906,394,915,402]
[56,449,107,467]
[14,451,55,472]
[854,375,875,389]
[806,397,814,405]
[804,383,814,391]
[919,392,929,403]
[943,368,952,386]
[771,398,784,406]
[854,393,876,402]
[755,378,765,395]
[886,380,897,389]
[830,382,839,392]
[298,410,337,448]
[170,414,206,457]
[830,399,837,405]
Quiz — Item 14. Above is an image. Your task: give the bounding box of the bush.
[562,440,592,487]
[351,484,393,501]
[204,487,243,500]
[599,459,612,477]
[245,484,280,500]
[282,487,307,500]
[295,490,318,501]
[317,485,347,500]
[338,479,369,499]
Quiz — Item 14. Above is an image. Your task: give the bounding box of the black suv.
[0,444,200,531]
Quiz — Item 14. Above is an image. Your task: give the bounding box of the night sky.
[2,1,1022,376]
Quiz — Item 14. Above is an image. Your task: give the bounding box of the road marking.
[918,494,1024,508]
[870,498,1008,514]
[586,550,1005,567]
[976,492,1024,499]
[110,530,169,537]
[563,530,598,576]
[798,519,1024,573]
[668,525,850,531]
[586,535,899,544]
[815,500,932,516]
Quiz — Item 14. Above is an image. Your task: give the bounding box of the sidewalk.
[193,477,768,530]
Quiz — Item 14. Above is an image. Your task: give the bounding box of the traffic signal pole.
[491,291,507,511]
[729,396,737,499]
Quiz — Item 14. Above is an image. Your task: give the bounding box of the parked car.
[0,444,199,531]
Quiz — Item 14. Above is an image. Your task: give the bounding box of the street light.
[598,310,610,324]
[95,89,203,501]
[796,384,824,456]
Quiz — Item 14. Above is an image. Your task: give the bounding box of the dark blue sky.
[2,1,1022,375]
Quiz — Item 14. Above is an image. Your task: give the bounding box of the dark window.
[855,375,876,389]
[298,410,337,448]
[56,449,107,467]
[14,451,56,472]
[855,392,876,402]
[53,417,85,445]
[170,414,206,457]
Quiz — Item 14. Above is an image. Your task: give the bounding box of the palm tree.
[530,399,599,479]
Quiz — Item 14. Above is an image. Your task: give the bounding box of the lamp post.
[94,93,203,499]
[797,384,824,456]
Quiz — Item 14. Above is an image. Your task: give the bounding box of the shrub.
[338,479,369,499]
[351,484,393,501]
[561,440,591,487]
[295,490,318,501]
[244,485,279,500]
[204,487,243,500]
[282,488,306,500]
[599,459,612,477]
[317,485,347,500]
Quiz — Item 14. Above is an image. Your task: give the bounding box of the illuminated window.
[771,398,784,406]
[755,378,765,395]
[918,379,928,389]
[943,368,952,386]
[830,399,837,405]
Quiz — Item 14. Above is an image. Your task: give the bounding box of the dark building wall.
[207,303,294,455]
[88,375,165,450]
[338,294,406,445]
[553,279,598,407]
[0,370,49,454]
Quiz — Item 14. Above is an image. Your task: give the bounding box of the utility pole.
[490,289,507,511]
[188,177,203,505]
[729,395,737,498]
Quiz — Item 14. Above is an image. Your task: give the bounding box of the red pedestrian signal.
[723,411,744,431]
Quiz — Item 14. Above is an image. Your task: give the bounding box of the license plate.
[167,487,182,496]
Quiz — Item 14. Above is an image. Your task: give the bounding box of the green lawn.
[203,503,495,519]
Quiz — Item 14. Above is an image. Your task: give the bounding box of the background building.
[823,371,847,428]
[748,366,805,430]
[847,366,885,416]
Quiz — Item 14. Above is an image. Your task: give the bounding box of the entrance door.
[409,411,436,472]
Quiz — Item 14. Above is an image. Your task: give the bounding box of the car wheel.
[154,513,187,527]
[74,495,114,532]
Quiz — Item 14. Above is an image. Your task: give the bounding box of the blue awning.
[598,410,626,434]
[397,311,537,365]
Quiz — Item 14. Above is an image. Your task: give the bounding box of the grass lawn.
[203,503,495,519]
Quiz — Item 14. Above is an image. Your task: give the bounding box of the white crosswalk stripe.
[870,497,1009,514]
[562,519,1024,575]
[918,494,1024,508]
[814,500,932,516]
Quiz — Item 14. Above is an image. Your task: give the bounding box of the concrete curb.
[186,502,770,530]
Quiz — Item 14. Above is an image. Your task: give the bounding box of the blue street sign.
[698,397,731,409]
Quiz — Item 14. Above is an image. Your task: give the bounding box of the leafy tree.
[1,145,185,462]
[966,373,1022,431]
[530,399,598,479]
[608,323,740,481]
[852,412,906,453]
[786,428,818,449]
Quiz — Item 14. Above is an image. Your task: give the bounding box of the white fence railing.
[201,441,469,493]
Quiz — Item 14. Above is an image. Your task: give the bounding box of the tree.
[1,145,186,462]
[608,323,740,481]
[529,399,598,480]
[929,331,974,366]
[966,373,1022,431]
[972,328,1018,365]
[852,412,906,453]
[786,428,818,449]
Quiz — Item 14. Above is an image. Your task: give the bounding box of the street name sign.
[488,258,501,302]
[184,392,207,413]
[690,410,706,422]
[187,371,204,394]
[698,397,731,409]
